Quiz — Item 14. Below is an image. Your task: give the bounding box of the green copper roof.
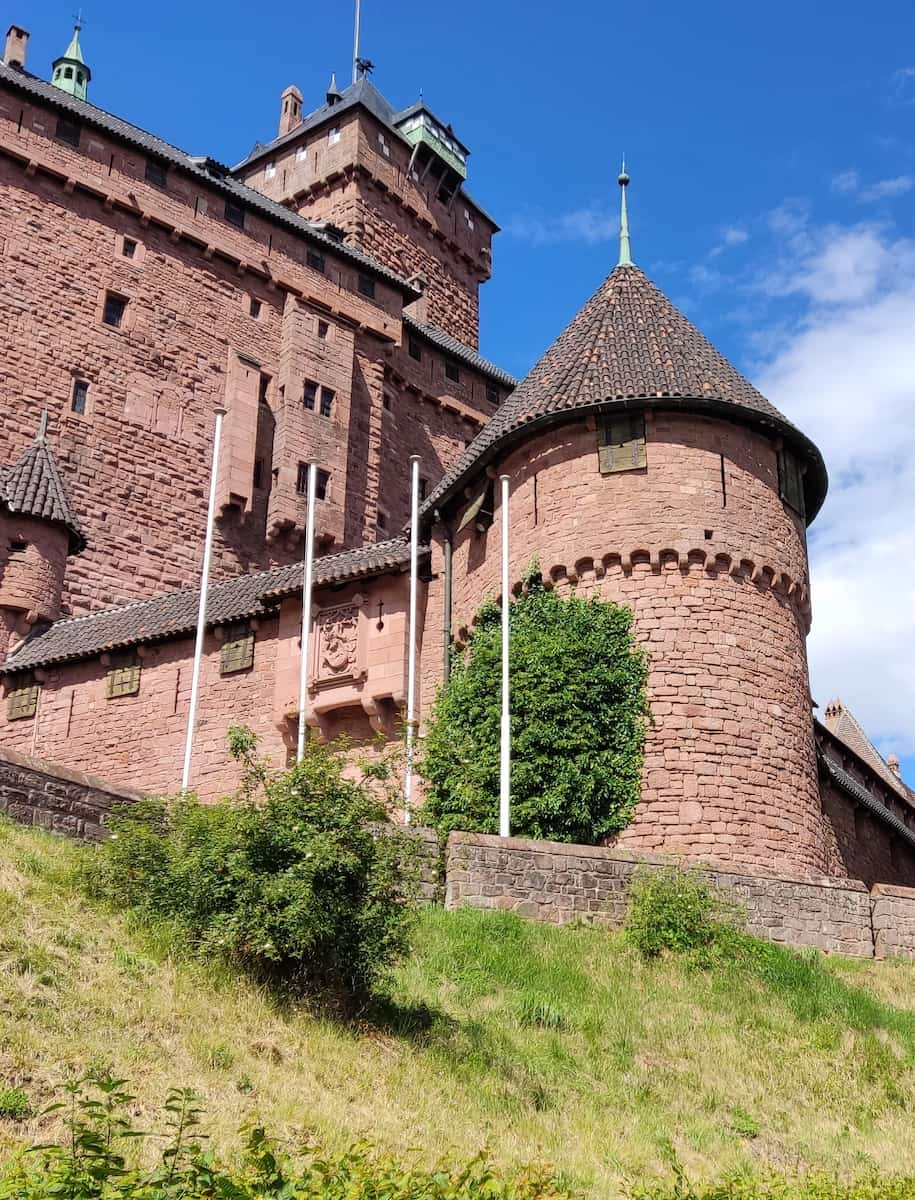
[51,24,91,101]
[617,158,633,267]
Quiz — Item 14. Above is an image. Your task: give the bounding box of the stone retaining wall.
[444,832,882,960]
[2,748,915,963]
[0,746,142,841]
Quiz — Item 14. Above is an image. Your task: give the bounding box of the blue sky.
[24,1,915,781]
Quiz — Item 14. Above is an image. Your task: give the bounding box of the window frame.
[55,116,81,147]
[319,387,334,418]
[144,158,167,188]
[445,359,460,383]
[224,199,245,229]
[105,650,142,700]
[220,621,255,675]
[303,380,318,411]
[7,675,39,721]
[102,291,128,329]
[777,447,807,517]
[357,273,376,299]
[597,411,648,475]
[71,378,89,415]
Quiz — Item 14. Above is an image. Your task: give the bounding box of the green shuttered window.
[598,412,647,474]
[778,448,806,518]
[7,676,39,721]
[220,622,255,675]
[106,651,141,699]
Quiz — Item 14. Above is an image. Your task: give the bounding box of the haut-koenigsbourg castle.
[1,19,913,891]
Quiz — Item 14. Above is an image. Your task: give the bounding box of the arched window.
[64,66,73,79]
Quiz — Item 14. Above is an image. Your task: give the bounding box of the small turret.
[51,21,90,102]
[0,413,84,659]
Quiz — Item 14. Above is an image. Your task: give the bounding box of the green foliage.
[0,1087,29,1120]
[624,867,743,962]
[85,735,419,1001]
[421,572,649,843]
[0,1073,572,1199]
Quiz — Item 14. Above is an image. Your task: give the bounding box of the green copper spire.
[617,158,633,267]
[51,22,91,101]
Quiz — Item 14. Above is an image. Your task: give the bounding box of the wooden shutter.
[220,622,255,675]
[106,651,142,699]
[777,449,806,517]
[7,676,39,721]
[598,412,647,474]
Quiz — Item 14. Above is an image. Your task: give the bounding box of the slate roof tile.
[2,538,419,673]
[0,431,84,551]
[421,264,827,522]
[403,315,516,388]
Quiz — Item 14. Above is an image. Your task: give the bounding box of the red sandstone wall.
[0,514,68,624]
[420,411,823,875]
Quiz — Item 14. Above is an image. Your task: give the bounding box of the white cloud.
[829,168,913,202]
[709,225,749,258]
[754,232,915,758]
[505,205,616,246]
[890,66,915,103]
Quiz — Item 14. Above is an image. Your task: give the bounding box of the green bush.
[0,1072,572,1199]
[629,1172,915,1200]
[0,1087,29,1120]
[624,866,742,961]
[421,571,649,844]
[85,737,418,1001]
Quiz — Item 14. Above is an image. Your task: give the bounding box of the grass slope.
[3,817,915,1195]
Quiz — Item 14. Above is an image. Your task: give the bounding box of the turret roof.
[0,423,85,552]
[422,262,828,523]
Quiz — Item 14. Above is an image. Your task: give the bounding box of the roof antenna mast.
[352,0,361,85]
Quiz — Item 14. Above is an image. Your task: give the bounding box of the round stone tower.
[0,414,84,660]
[422,171,829,876]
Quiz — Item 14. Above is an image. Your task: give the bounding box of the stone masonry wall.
[0,744,141,840]
[445,832,876,958]
[421,412,822,877]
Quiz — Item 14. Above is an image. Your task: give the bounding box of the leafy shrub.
[421,571,649,844]
[85,737,418,1001]
[629,1171,915,1200]
[0,1072,573,1199]
[624,866,742,961]
[0,1087,28,1120]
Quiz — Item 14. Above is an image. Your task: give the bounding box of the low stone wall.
[445,832,876,959]
[0,746,142,841]
[4,750,915,963]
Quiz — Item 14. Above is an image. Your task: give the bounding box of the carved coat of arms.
[314,604,360,685]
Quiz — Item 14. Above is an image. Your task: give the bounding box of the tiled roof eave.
[818,750,915,850]
[1,539,421,675]
[420,391,829,528]
[402,315,516,387]
[0,65,418,299]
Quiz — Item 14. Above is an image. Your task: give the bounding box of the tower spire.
[617,157,633,267]
[51,18,91,101]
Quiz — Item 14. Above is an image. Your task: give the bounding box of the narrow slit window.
[102,292,127,328]
[106,651,141,700]
[317,319,329,339]
[71,379,89,414]
[598,412,647,474]
[319,387,334,418]
[316,469,329,500]
[249,297,261,319]
[220,621,255,675]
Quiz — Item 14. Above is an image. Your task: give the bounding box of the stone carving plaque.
[314,604,360,685]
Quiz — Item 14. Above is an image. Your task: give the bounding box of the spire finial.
[37,410,48,442]
[617,156,633,267]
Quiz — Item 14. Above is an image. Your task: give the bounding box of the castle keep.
[1,22,913,888]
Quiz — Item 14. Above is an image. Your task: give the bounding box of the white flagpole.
[404,454,421,824]
[352,0,362,83]
[499,474,511,838]
[182,404,226,792]
[297,461,319,762]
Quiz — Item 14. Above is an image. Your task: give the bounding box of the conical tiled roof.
[0,428,85,552]
[424,263,827,521]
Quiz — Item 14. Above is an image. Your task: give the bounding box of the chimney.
[278,84,302,137]
[3,25,28,69]
[405,272,429,323]
[888,754,901,779]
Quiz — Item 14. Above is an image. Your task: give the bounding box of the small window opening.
[106,651,142,700]
[597,411,647,474]
[71,379,89,414]
[224,200,245,228]
[55,116,80,146]
[319,387,334,418]
[316,469,329,500]
[307,249,326,273]
[328,127,340,145]
[145,159,167,188]
[220,621,255,675]
[486,383,499,406]
[317,319,329,339]
[377,510,388,530]
[419,477,428,501]
[102,292,127,329]
[358,273,376,299]
[264,161,276,180]
[76,71,84,85]
[249,297,262,319]
[303,380,317,410]
[122,237,137,259]
[408,337,422,362]
[63,66,73,80]
[7,674,39,721]
[445,360,460,383]
[9,539,27,554]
